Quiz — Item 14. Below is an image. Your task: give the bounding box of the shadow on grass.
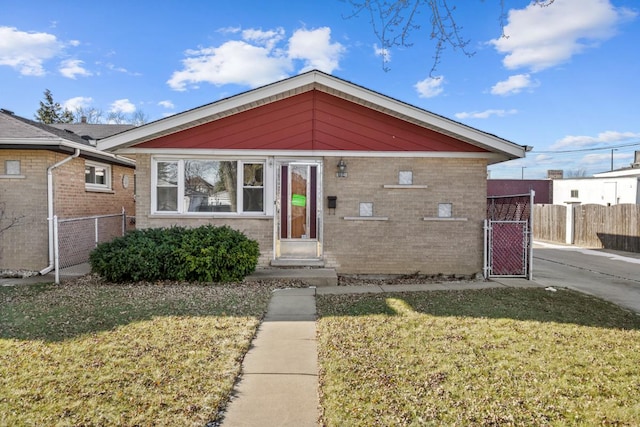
[317,287,640,330]
[0,280,274,342]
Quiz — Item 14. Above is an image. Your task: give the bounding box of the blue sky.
[1,0,639,178]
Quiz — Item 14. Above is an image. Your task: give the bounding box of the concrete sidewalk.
[221,287,319,427]
[219,278,541,426]
[0,263,91,286]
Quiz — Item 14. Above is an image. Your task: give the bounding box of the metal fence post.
[53,215,60,284]
[94,217,99,248]
[528,189,535,280]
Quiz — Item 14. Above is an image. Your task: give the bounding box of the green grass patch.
[317,288,640,426]
[0,277,274,426]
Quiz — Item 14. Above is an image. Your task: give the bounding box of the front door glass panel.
[290,165,308,238]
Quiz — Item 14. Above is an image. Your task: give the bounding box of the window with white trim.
[85,161,111,190]
[152,158,266,214]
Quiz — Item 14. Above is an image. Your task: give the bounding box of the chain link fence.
[55,211,135,270]
[487,221,528,276]
[484,191,534,279]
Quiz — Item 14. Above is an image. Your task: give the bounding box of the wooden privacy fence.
[573,204,640,252]
[534,203,640,252]
[533,204,566,243]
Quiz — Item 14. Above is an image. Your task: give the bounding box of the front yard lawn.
[0,277,274,426]
[317,287,640,426]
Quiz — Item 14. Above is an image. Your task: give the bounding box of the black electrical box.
[327,196,337,209]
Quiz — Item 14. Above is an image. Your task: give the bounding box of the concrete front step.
[246,267,338,287]
[270,258,325,268]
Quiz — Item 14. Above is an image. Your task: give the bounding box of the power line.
[532,141,640,154]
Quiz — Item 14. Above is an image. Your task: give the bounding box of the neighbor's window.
[85,161,111,190]
[5,160,20,175]
[153,158,265,215]
[570,189,579,198]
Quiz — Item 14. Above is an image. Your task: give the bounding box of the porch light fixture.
[336,158,347,178]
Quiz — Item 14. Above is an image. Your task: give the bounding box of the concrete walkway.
[219,278,542,426]
[221,287,319,427]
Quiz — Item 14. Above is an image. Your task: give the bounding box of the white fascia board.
[113,147,509,162]
[1,137,135,167]
[0,137,62,145]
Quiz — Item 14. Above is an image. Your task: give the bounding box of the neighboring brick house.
[0,109,135,273]
[99,71,526,275]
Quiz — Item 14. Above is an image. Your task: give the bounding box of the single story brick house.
[0,110,135,273]
[99,71,526,275]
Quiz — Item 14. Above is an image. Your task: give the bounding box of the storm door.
[276,162,322,259]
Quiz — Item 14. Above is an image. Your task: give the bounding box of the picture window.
[153,158,265,215]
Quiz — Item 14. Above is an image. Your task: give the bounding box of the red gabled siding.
[137,90,487,153]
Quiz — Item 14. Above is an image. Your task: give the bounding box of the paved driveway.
[533,242,640,314]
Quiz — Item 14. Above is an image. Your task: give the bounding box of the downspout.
[40,148,80,275]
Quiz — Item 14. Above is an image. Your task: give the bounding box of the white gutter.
[40,148,81,276]
[0,138,135,167]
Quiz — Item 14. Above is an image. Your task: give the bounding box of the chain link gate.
[484,191,534,279]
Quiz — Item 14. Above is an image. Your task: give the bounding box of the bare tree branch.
[345,0,556,74]
[0,203,24,235]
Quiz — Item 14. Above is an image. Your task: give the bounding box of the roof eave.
[0,138,135,167]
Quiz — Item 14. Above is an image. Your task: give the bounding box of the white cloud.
[59,59,92,79]
[414,76,444,98]
[455,109,517,119]
[167,26,345,91]
[535,154,554,162]
[582,153,613,164]
[110,99,136,114]
[0,26,62,76]
[105,63,141,76]
[217,26,242,35]
[491,74,538,95]
[373,43,390,63]
[167,40,291,91]
[552,131,640,150]
[288,27,345,73]
[242,27,285,50]
[63,96,93,111]
[490,0,636,72]
[158,100,175,109]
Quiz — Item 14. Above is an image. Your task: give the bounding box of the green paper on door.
[291,194,306,207]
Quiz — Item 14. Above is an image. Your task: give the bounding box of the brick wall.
[322,156,487,275]
[133,154,487,275]
[1,150,52,270]
[54,156,135,218]
[0,149,136,271]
